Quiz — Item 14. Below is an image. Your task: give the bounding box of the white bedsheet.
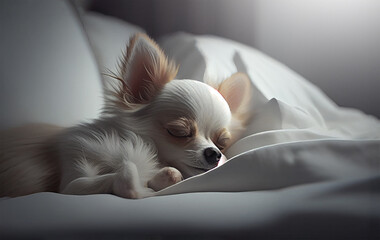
[1,175,379,239]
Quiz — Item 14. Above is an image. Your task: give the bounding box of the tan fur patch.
[213,128,232,152]
[0,124,63,197]
[164,118,198,146]
[166,117,197,138]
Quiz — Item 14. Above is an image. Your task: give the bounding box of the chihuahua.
[0,33,252,199]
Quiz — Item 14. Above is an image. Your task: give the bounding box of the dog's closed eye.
[166,118,196,138]
[215,129,231,151]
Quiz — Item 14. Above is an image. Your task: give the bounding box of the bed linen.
[1,175,379,239]
[1,3,380,239]
[157,33,380,197]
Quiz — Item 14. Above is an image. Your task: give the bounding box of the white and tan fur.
[0,33,252,199]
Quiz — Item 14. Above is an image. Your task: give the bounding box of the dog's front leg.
[147,167,183,191]
[61,173,116,195]
[61,173,153,199]
[62,161,154,199]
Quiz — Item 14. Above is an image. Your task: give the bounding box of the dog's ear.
[218,73,252,125]
[108,33,178,109]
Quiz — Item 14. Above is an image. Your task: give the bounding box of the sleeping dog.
[0,33,252,198]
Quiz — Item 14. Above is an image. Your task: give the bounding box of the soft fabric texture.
[158,139,380,195]
[156,33,380,195]
[0,0,103,129]
[1,176,379,239]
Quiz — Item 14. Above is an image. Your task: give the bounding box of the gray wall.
[90,0,380,118]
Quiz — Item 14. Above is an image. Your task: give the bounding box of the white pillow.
[81,12,145,90]
[0,0,103,129]
[159,33,380,156]
[157,33,380,196]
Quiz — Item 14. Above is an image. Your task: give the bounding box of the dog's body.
[0,34,252,198]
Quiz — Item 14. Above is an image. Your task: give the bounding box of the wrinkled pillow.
[159,33,380,157]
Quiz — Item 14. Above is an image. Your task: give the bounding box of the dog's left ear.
[218,73,252,125]
[109,33,178,109]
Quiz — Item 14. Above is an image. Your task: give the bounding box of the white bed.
[1,1,379,239]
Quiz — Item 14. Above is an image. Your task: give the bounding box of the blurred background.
[80,0,380,118]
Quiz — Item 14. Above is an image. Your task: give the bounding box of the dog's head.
[106,34,252,178]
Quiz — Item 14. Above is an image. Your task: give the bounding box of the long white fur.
[56,122,162,198]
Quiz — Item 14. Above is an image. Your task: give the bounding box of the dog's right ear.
[107,33,178,110]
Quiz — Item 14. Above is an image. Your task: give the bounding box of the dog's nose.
[204,147,222,165]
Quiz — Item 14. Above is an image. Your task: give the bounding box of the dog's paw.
[137,187,155,198]
[113,181,155,199]
[148,167,183,191]
[112,177,138,199]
